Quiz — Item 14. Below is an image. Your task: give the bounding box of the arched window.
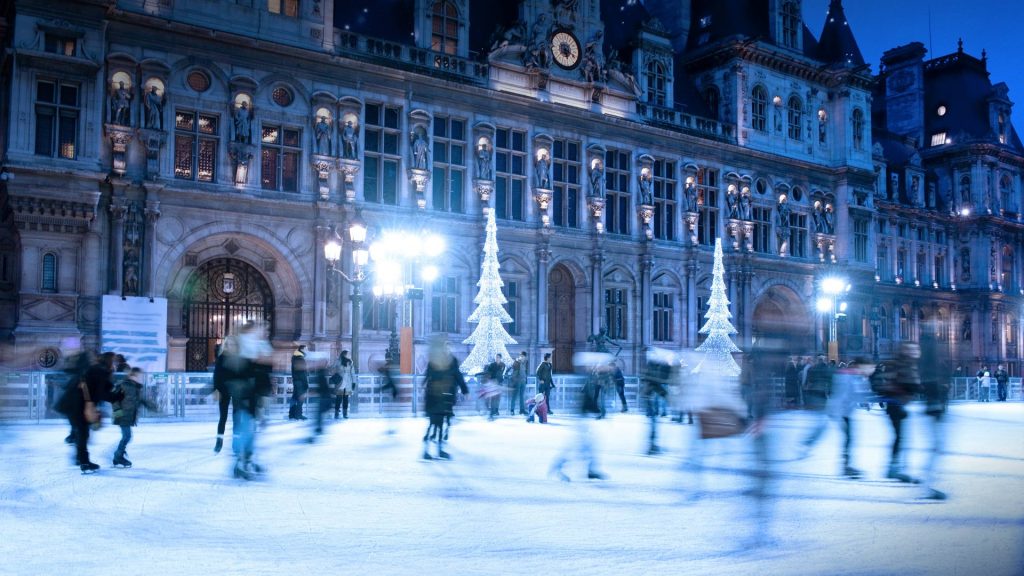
[704,86,720,121]
[1000,174,1013,213]
[787,95,802,140]
[431,1,459,55]
[1006,314,1018,355]
[781,2,800,48]
[645,61,667,107]
[899,307,910,340]
[852,108,865,150]
[878,306,889,339]
[751,85,767,132]
[41,252,58,292]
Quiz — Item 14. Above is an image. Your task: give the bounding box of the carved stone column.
[311,155,335,200]
[535,238,552,346]
[109,198,128,295]
[105,125,134,177]
[137,129,167,180]
[685,211,699,245]
[741,220,754,253]
[640,251,653,348]
[685,254,699,347]
[143,200,161,298]
[338,159,360,202]
[638,203,654,240]
[588,196,606,234]
[590,248,605,335]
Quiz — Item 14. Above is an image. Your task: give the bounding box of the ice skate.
[80,462,100,474]
[214,436,224,453]
[113,455,132,468]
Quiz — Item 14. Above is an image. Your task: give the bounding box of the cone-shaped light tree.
[461,210,517,373]
[695,238,742,376]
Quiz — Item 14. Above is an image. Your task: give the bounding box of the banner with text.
[101,296,168,373]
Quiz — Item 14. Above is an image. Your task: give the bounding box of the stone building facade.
[0,0,1020,376]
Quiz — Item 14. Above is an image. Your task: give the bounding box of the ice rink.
[2,402,1022,576]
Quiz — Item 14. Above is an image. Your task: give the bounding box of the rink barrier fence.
[0,372,1019,422]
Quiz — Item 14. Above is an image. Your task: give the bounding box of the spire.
[816,0,865,68]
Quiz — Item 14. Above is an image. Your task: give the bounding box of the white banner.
[101,295,168,373]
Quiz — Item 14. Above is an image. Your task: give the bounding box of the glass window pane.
[261,149,277,190]
[282,150,298,191]
[384,107,400,129]
[383,132,398,155]
[433,168,445,208]
[35,109,54,156]
[434,144,447,163]
[198,114,218,135]
[365,129,380,153]
[58,113,77,159]
[451,120,464,141]
[59,84,78,107]
[198,138,217,182]
[36,81,55,103]
[365,104,380,126]
[174,134,194,179]
[383,159,398,204]
[433,120,446,138]
[283,129,300,147]
[451,144,463,165]
[451,169,463,212]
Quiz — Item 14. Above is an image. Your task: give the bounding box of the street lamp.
[816,275,850,362]
[324,214,369,372]
[368,229,446,372]
[869,305,882,362]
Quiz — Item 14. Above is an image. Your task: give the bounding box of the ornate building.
[0,0,1019,376]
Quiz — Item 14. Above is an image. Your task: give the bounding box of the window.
[186,71,210,93]
[41,252,57,292]
[551,138,580,228]
[174,110,219,182]
[899,308,910,340]
[853,219,868,263]
[604,288,626,340]
[1006,315,1017,356]
[494,127,526,221]
[503,280,520,336]
[916,252,926,283]
[696,168,719,246]
[752,206,772,253]
[896,249,907,280]
[363,103,401,205]
[704,86,720,120]
[652,159,676,240]
[35,80,78,159]
[751,86,768,132]
[852,108,865,150]
[363,299,397,331]
[935,254,945,286]
[788,211,808,258]
[431,116,466,213]
[877,247,888,280]
[268,0,298,17]
[645,61,667,107]
[45,34,75,56]
[604,149,631,235]
[260,125,301,192]
[930,132,947,147]
[271,87,293,107]
[781,1,800,48]
[1000,175,1013,213]
[787,96,802,140]
[653,292,674,342]
[431,1,459,55]
[877,306,889,339]
[430,276,459,333]
[992,315,999,344]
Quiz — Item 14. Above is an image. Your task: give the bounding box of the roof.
[334,0,415,43]
[815,0,864,68]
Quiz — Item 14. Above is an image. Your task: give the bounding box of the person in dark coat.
[70,352,123,472]
[612,360,628,413]
[994,364,1009,402]
[797,355,833,457]
[212,347,233,453]
[508,351,529,415]
[422,337,468,460]
[550,352,610,481]
[111,367,158,467]
[482,353,506,420]
[784,356,801,408]
[56,348,93,445]
[879,342,922,482]
[289,345,309,420]
[642,348,674,455]
[919,325,951,499]
[535,352,555,415]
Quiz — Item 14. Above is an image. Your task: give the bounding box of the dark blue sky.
[803,0,1024,129]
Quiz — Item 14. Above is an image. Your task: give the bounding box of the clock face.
[550,31,580,69]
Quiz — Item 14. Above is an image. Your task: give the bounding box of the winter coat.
[804,361,832,395]
[424,355,468,416]
[882,350,921,403]
[994,368,1009,386]
[510,357,528,385]
[291,351,309,395]
[112,376,156,427]
[484,360,506,384]
[827,367,868,419]
[334,357,355,396]
[67,363,123,424]
[535,361,554,392]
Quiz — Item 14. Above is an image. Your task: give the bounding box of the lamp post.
[817,275,850,362]
[869,305,882,362]
[324,214,369,372]
[368,230,446,372]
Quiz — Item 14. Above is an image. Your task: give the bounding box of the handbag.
[698,407,745,439]
[80,381,102,430]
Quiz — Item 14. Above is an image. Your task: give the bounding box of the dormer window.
[45,34,75,56]
[431,1,459,55]
[268,0,298,17]
[645,61,667,107]
[781,2,800,49]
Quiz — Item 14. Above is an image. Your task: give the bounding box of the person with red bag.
[69,352,123,473]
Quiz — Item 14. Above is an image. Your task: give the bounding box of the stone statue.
[314,116,332,156]
[684,182,698,213]
[587,327,621,355]
[960,177,971,205]
[775,199,791,253]
[581,30,606,83]
[476,142,492,180]
[535,154,551,188]
[823,204,835,234]
[890,173,899,199]
[811,202,824,232]
[111,81,132,126]
[524,13,551,71]
[553,0,579,29]
[233,101,253,144]
[588,160,603,197]
[341,121,358,159]
[910,175,920,205]
[739,193,752,221]
[411,129,430,170]
[143,85,164,130]
[726,189,739,219]
[639,174,653,205]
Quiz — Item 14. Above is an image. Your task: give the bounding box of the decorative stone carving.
[104,124,133,176]
[138,128,166,180]
[338,159,360,202]
[110,80,133,127]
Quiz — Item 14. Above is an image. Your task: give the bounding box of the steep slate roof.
[600,0,651,62]
[815,0,864,67]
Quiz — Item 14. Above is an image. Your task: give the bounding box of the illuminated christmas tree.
[461,210,517,373]
[695,238,742,376]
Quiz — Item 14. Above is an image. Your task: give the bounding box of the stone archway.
[751,284,812,360]
[548,264,576,373]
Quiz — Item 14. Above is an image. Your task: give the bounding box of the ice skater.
[525,393,548,423]
[333,349,355,419]
[111,367,158,468]
[70,352,124,473]
[421,337,468,460]
[550,352,610,482]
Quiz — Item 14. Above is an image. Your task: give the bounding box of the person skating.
[70,352,124,473]
[535,352,555,415]
[550,352,610,482]
[994,364,1009,402]
[612,360,628,412]
[827,358,873,478]
[796,355,833,459]
[508,351,528,415]
[289,344,309,420]
[642,348,674,455]
[482,353,506,420]
[876,342,922,483]
[421,337,468,460]
[111,367,158,468]
[230,321,273,480]
[919,325,951,500]
[211,345,232,453]
[333,350,355,418]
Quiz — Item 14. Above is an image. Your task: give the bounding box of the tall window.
[852,108,865,150]
[431,115,465,213]
[788,211,808,258]
[364,103,401,204]
[35,80,79,159]
[704,86,720,120]
[899,308,910,340]
[697,168,719,246]
[1000,174,1013,213]
[41,252,58,292]
[781,1,800,48]
[653,292,674,342]
[494,127,526,221]
[268,0,298,17]
[260,125,300,192]
[751,85,768,132]
[787,95,802,140]
[1006,315,1018,357]
[552,138,580,228]
[503,280,520,336]
[935,254,945,286]
[604,149,631,235]
[652,159,676,240]
[877,247,888,280]
[430,276,459,333]
[604,288,626,340]
[363,299,397,331]
[752,206,772,253]
[896,249,907,280]
[853,219,869,262]
[916,251,926,283]
[645,61,667,107]
[431,1,459,55]
[174,109,218,182]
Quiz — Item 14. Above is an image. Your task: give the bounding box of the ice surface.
[1,403,1022,576]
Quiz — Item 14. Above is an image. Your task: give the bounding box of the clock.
[550,30,581,70]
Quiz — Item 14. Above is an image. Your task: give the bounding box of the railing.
[335,31,488,83]
[636,103,737,141]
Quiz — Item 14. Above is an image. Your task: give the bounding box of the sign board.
[101,295,168,373]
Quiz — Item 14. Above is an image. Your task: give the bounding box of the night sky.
[803,0,1024,129]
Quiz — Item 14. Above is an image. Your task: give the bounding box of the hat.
[534,393,545,402]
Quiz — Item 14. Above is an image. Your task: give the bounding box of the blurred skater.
[642,348,674,455]
[211,345,233,453]
[535,352,555,415]
[289,344,309,420]
[421,337,468,460]
[796,355,833,458]
[378,354,399,435]
[919,326,951,499]
[525,393,548,423]
[877,342,922,483]
[550,352,610,482]
[229,321,273,480]
[826,358,873,478]
[333,350,355,419]
[482,353,506,420]
[70,352,123,472]
[308,353,332,440]
[111,367,158,468]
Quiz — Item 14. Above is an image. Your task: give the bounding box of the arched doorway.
[183,258,275,371]
[751,284,811,372]
[548,264,576,373]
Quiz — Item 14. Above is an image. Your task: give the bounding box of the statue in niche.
[775,198,791,253]
[341,121,358,159]
[959,177,971,206]
[890,173,899,200]
[823,204,835,234]
[124,265,139,296]
[684,181,698,213]
[232,100,253,144]
[739,193,752,221]
[143,85,165,130]
[535,153,551,189]
[910,175,920,205]
[110,81,132,126]
[811,202,825,232]
[639,173,653,205]
[726,188,739,219]
[411,128,430,170]
[588,160,603,197]
[960,248,971,281]
[314,116,332,156]
[962,319,972,341]
[927,182,936,208]
[476,141,492,180]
